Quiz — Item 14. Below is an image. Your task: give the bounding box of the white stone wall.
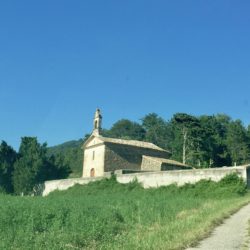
[82,144,106,177]
[116,166,247,188]
[43,177,105,196]
[43,166,249,196]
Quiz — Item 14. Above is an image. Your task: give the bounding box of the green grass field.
[0,174,249,250]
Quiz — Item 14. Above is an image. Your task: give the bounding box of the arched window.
[95,120,98,129]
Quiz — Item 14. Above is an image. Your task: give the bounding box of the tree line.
[1,112,250,195]
[104,113,250,167]
[0,137,70,195]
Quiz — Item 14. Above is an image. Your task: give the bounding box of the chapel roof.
[97,136,170,152]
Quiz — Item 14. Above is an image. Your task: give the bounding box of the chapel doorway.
[90,168,95,177]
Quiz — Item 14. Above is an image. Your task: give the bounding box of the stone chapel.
[82,109,191,177]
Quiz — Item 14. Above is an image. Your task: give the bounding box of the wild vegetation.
[47,139,83,178]
[0,138,70,195]
[0,174,249,250]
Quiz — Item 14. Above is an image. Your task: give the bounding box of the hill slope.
[47,139,83,177]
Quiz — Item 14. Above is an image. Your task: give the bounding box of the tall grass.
[0,174,249,249]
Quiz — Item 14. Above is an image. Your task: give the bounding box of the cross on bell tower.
[92,108,102,136]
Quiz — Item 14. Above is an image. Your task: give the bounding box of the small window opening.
[95,120,98,129]
[92,151,95,160]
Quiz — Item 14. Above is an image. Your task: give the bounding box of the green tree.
[199,115,230,167]
[45,154,71,180]
[106,119,146,140]
[213,114,232,166]
[247,125,250,151]
[13,137,70,195]
[13,137,47,194]
[141,113,171,150]
[170,113,202,166]
[226,120,250,165]
[47,139,83,177]
[0,141,17,193]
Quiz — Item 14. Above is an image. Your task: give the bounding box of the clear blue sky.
[1,1,250,150]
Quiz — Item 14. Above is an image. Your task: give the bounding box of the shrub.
[219,173,247,195]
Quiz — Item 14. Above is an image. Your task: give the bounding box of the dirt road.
[187,203,250,250]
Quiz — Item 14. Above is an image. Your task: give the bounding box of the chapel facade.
[82,109,191,177]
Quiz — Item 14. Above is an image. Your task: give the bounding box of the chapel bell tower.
[92,108,102,136]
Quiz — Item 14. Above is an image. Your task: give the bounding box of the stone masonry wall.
[116,166,248,188]
[104,143,170,172]
[141,156,161,171]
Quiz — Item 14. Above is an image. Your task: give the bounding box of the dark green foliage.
[12,137,71,195]
[176,173,247,198]
[47,139,84,178]
[226,120,250,165]
[104,119,146,140]
[141,113,172,150]
[0,138,74,195]
[13,137,47,194]
[199,115,229,167]
[218,173,247,195]
[46,155,71,180]
[170,113,202,165]
[0,141,17,193]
